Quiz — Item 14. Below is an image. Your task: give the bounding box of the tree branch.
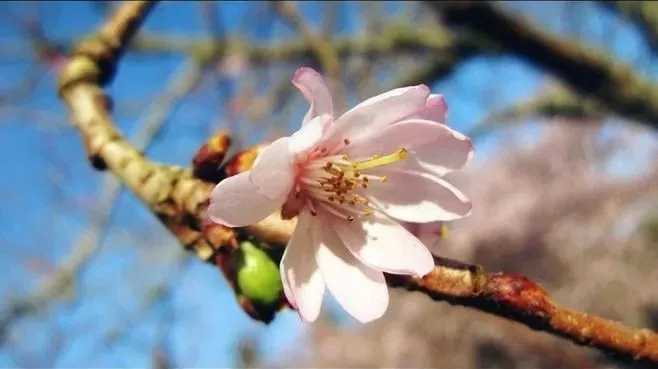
[429,1,658,130]
[58,1,230,262]
[57,1,658,364]
[130,23,460,70]
[388,257,658,364]
[468,85,604,139]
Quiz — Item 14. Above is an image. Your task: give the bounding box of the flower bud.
[235,241,283,308]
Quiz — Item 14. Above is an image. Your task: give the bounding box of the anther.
[343,138,351,145]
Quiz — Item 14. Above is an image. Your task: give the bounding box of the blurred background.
[1,1,658,367]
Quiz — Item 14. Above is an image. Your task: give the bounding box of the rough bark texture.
[389,257,658,363]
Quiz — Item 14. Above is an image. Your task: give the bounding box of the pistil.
[296,146,408,222]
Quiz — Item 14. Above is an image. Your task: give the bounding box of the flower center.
[289,145,408,222]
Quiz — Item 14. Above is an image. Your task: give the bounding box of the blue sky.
[0,1,656,367]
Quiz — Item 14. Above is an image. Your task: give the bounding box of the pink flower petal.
[414,134,474,177]
[292,67,334,125]
[280,211,325,322]
[249,137,294,201]
[207,171,282,227]
[314,216,388,323]
[289,114,331,156]
[345,119,473,176]
[409,94,448,123]
[332,212,434,277]
[404,221,444,256]
[327,84,430,146]
[368,169,472,222]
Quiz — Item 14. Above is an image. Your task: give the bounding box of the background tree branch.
[428,1,658,130]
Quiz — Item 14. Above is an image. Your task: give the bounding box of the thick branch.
[57,0,291,322]
[431,1,658,130]
[469,86,603,139]
[58,1,227,262]
[388,258,658,364]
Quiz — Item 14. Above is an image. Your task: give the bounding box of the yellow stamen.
[439,224,449,239]
[352,148,408,171]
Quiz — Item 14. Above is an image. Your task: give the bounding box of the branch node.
[74,34,119,85]
[57,55,102,94]
[192,131,232,182]
[485,273,556,319]
[89,154,108,171]
[223,146,260,176]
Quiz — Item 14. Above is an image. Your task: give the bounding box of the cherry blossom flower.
[208,67,473,322]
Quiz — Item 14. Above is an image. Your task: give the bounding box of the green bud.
[236,241,283,307]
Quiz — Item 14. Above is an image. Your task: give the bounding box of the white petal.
[314,216,389,323]
[292,67,334,125]
[208,172,281,227]
[327,85,430,146]
[345,119,473,176]
[368,169,472,222]
[409,94,448,123]
[280,211,325,322]
[249,137,294,200]
[289,114,331,156]
[332,211,434,277]
[404,221,444,256]
[413,123,473,176]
